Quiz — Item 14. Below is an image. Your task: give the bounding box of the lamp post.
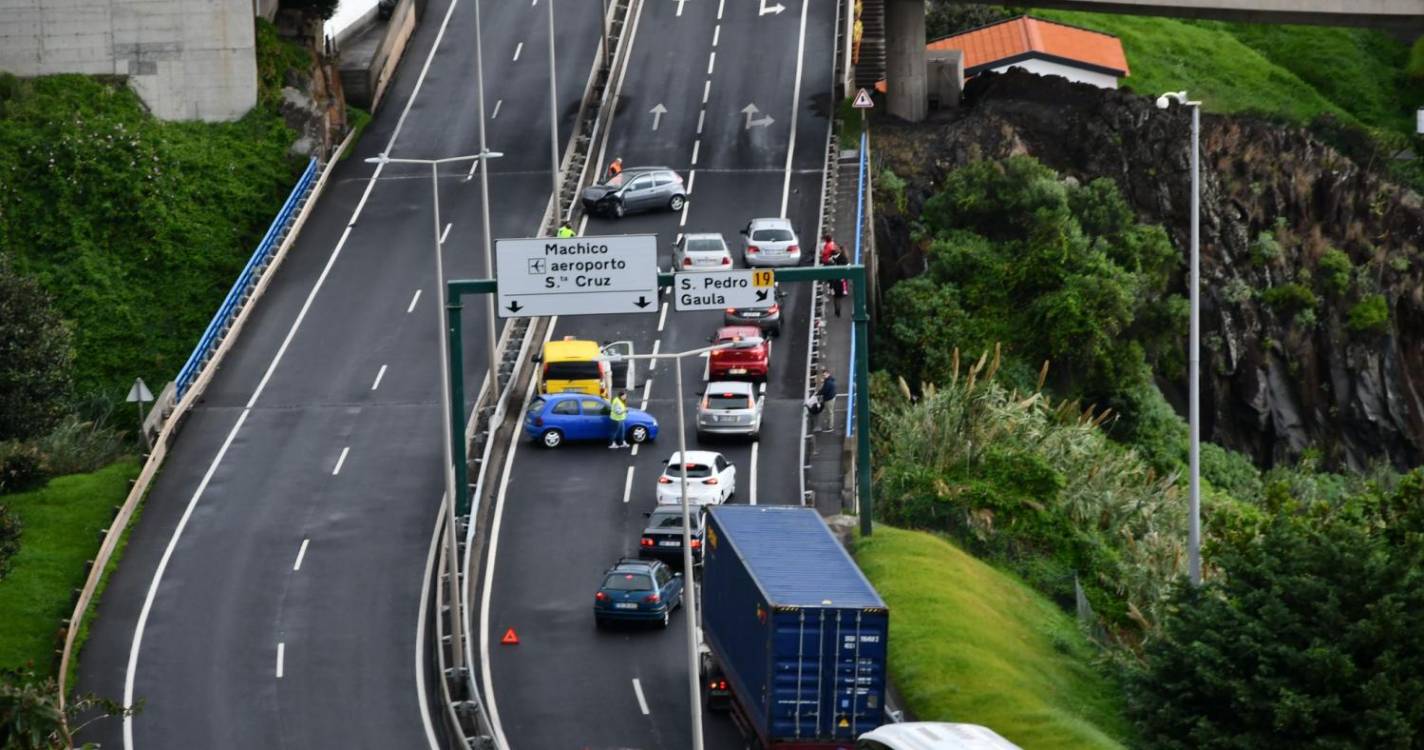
[1156,90,1202,586]
[546,0,561,214]
[365,151,502,674]
[608,337,757,750]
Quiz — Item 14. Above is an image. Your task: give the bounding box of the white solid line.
[292,538,310,571]
[750,441,759,505]
[407,288,422,313]
[707,51,716,76]
[717,0,724,19]
[633,678,651,715]
[697,109,705,135]
[702,80,711,105]
[371,364,388,391]
[413,488,447,750]
[513,42,523,61]
[492,99,502,120]
[332,446,350,476]
[780,0,810,218]
[276,642,285,678]
[623,465,635,503]
[657,303,669,333]
[712,25,720,47]
[440,223,452,244]
[691,141,700,166]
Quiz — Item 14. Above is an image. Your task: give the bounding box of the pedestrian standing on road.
[831,246,849,317]
[816,370,837,432]
[557,221,576,238]
[606,157,623,181]
[819,233,838,266]
[609,390,630,448]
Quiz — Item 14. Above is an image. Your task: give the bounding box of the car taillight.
[683,257,693,267]
[721,256,731,265]
[644,593,661,603]
[659,476,674,484]
[768,304,779,314]
[747,245,760,254]
[788,245,800,254]
[725,308,736,314]
[533,416,544,427]
[704,477,719,485]
[690,539,702,549]
[595,591,609,601]
[641,537,655,548]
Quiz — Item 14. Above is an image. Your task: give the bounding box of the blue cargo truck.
[702,506,890,749]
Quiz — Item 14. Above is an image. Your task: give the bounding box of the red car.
[708,325,770,382]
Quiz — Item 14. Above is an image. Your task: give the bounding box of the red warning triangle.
[501,627,520,645]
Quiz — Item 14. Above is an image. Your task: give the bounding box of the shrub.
[0,443,45,496]
[1348,293,1390,333]
[0,504,19,581]
[1261,282,1317,314]
[0,257,73,442]
[878,168,908,213]
[1250,231,1282,264]
[28,415,127,477]
[1316,247,1352,294]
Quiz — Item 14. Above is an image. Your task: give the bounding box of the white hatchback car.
[673,233,733,272]
[656,451,736,506]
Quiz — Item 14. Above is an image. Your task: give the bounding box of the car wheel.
[669,195,686,211]
[660,609,671,628]
[629,425,649,443]
[612,199,626,218]
[541,429,563,448]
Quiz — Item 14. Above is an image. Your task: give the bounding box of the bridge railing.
[846,130,868,440]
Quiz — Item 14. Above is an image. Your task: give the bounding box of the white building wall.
[0,0,257,122]
[989,59,1120,90]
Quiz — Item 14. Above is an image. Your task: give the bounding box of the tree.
[0,666,137,749]
[0,255,74,442]
[1129,475,1424,748]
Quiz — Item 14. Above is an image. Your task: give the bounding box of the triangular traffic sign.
[501,627,520,645]
[852,88,874,109]
[126,377,154,403]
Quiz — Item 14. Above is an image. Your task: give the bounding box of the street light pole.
[1157,91,1202,586]
[547,0,561,216]
[472,0,499,393]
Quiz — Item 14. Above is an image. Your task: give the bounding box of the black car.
[723,283,785,337]
[581,167,687,218]
[639,506,705,565]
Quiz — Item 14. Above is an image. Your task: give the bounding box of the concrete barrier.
[339,0,418,110]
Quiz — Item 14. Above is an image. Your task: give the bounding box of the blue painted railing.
[846,131,867,439]
[176,157,319,398]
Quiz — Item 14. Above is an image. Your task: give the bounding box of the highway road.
[75,0,607,746]
[479,0,838,746]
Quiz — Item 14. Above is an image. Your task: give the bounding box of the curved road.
[76,0,606,746]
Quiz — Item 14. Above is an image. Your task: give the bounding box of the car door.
[656,564,681,605]
[715,455,735,500]
[625,175,656,211]
[600,341,635,391]
[578,398,610,441]
[548,398,581,438]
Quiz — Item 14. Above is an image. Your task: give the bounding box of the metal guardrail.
[175,157,320,398]
[845,131,868,440]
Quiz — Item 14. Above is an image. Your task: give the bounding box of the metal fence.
[175,157,320,398]
[845,130,868,439]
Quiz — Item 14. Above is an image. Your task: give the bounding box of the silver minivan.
[695,381,762,439]
[740,217,802,267]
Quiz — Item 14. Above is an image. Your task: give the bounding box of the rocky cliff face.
[873,69,1424,471]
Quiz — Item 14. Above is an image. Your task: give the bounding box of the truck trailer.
[702,506,890,749]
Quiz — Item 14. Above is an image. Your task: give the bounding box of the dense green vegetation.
[0,256,73,445]
[856,525,1129,749]
[0,460,138,677]
[0,20,307,408]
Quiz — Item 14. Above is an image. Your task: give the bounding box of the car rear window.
[526,398,546,415]
[603,573,653,591]
[651,513,687,529]
[665,463,713,478]
[751,228,794,241]
[707,393,750,409]
[545,361,602,380]
[686,239,725,253]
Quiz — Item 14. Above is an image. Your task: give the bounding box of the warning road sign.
[852,88,874,109]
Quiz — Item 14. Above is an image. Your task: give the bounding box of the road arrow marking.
[675,0,687,15]
[649,103,667,131]
[634,296,652,309]
[758,0,785,14]
[506,301,523,314]
[741,103,775,129]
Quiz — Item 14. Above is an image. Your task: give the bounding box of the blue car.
[523,393,659,448]
[593,558,684,628]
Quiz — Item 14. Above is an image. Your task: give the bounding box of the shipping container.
[702,506,889,749]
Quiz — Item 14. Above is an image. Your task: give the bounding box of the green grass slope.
[0,459,138,675]
[856,525,1129,750]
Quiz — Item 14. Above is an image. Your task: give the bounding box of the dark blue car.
[593,558,684,628]
[523,393,659,448]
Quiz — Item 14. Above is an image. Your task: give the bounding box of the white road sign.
[495,235,659,318]
[674,269,775,311]
[852,88,874,109]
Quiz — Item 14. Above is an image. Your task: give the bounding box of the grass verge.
[855,524,1130,750]
[0,459,139,676]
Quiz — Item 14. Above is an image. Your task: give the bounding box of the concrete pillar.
[885,0,927,122]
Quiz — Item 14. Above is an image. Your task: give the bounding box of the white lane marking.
[124,0,462,743]
[750,441,759,505]
[440,223,452,244]
[492,99,503,120]
[717,0,725,19]
[641,377,653,410]
[532,0,537,6]
[371,364,389,391]
[702,80,711,105]
[633,678,651,715]
[513,42,523,61]
[465,156,481,181]
[697,109,705,135]
[413,489,447,750]
[707,51,716,76]
[657,303,669,333]
[292,539,310,571]
[712,24,720,47]
[686,169,697,195]
[332,446,350,476]
[703,356,710,381]
[407,288,422,313]
[779,0,810,218]
[276,642,285,678]
[623,466,635,503]
[631,443,640,457]
[680,196,691,226]
[691,141,700,166]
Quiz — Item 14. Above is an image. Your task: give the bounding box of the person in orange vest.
[606,157,623,180]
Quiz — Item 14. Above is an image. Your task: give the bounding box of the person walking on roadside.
[606,157,623,181]
[815,370,837,432]
[831,245,849,317]
[609,390,630,448]
[819,233,838,266]
[557,221,576,238]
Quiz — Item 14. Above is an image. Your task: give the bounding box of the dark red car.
[708,325,769,382]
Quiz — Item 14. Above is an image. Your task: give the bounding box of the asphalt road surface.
[76,0,606,746]
[480,0,838,746]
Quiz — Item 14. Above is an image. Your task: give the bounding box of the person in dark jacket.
[815,370,837,432]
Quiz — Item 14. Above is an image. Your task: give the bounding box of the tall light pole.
[610,338,756,750]
[472,0,499,391]
[365,151,503,674]
[1157,90,1202,586]
[547,0,562,215]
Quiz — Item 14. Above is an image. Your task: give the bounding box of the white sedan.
[656,450,736,506]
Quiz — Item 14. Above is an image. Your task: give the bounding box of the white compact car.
[655,450,736,506]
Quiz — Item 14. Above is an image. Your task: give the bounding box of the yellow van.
[539,337,614,397]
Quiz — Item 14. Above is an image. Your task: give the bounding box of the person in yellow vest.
[609,390,629,448]
[557,221,576,238]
